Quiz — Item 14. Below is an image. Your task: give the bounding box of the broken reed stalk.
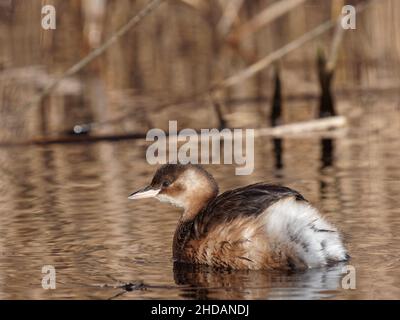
[257,115,347,137]
[219,19,336,90]
[179,0,204,11]
[225,0,309,64]
[270,66,284,169]
[317,0,345,118]
[270,66,282,127]
[318,50,336,117]
[326,0,346,73]
[217,0,245,38]
[0,114,347,147]
[209,92,227,129]
[231,0,309,42]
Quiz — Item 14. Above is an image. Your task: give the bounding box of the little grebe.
[129,164,348,270]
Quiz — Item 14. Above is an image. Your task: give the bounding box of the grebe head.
[129,164,219,220]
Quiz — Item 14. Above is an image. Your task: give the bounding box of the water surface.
[0,97,399,300]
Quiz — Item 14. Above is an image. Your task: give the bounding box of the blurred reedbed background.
[0,0,399,140]
[0,0,400,299]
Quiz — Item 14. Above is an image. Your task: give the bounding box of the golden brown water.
[1,0,400,300]
[0,97,399,300]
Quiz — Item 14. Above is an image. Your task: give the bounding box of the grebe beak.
[128,186,160,200]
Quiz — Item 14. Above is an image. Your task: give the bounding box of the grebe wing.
[193,183,306,236]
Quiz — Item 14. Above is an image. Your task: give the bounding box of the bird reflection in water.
[173,262,346,300]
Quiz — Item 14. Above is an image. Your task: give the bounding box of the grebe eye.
[162,181,171,187]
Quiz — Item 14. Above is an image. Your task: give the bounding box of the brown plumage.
[129,164,348,270]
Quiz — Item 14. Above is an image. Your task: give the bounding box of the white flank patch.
[264,197,347,267]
